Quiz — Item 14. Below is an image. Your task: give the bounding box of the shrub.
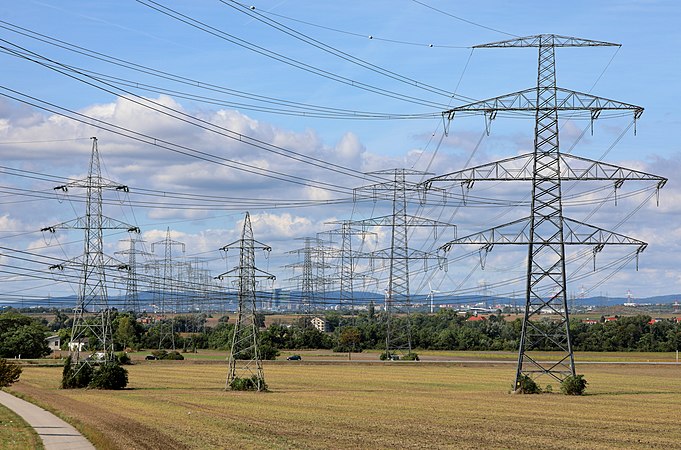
[402,352,420,361]
[514,374,542,394]
[61,357,93,389]
[229,375,267,391]
[151,350,184,360]
[116,352,132,365]
[560,374,588,395]
[89,362,128,390]
[0,358,22,387]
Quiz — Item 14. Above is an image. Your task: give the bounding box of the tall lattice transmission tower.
[217,212,274,391]
[425,34,666,389]
[42,137,139,362]
[115,237,150,313]
[353,169,452,358]
[151,228,185,349]
[286,237,331,319]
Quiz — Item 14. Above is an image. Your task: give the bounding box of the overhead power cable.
[409,0,518,38]
[0,38,400,189]
[222,0,475,101]
[242,3,469,49]
[135,0,454,109]
[0,20,440,121]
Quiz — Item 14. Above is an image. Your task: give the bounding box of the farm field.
[7,357,681,449]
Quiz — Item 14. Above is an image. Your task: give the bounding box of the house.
[68,337,88,352]
[604,316,618,322]
[46,335,61,351]
[582,319,599,325]
[310,316,330,333]
[467,315,487,322]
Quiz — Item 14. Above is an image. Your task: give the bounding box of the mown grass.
[0,401,43,449]
[9,360,681,449]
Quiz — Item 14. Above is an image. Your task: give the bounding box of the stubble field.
[8,356,681,449]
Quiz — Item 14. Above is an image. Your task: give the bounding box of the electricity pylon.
[425,34,667,389]
[151,228,185,349]
[352,169,453,358]
[42,137,139,362]
[217,212,274,391]
[321,221,376,321]
[286,237,331,318]
[115,237,150,313]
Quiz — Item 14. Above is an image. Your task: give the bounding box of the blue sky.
[0,0,678,305]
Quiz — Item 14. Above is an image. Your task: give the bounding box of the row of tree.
[2,308,680,359]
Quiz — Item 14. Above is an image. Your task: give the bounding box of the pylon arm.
[423,153,667,187]
[474,34,619,48]
[440,216,647,252]
[215,266,275,281]
[42,215,138,231]
[443,87,642,120]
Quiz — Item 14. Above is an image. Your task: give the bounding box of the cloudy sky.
[0,0,678,307]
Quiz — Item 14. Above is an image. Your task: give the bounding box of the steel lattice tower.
[217,212,274,391]
[151,228,185,349]
[42,137,139,362]
[115,237,149,313]
[286,237,330,318]
[425,35,667,388]
[353,169,452,357]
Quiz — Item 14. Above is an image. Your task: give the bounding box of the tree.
[0,312,51,358]
[114,315,138,350]
[0,358,21,387]
[337,326,361,353]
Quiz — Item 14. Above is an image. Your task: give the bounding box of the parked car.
[144,354,157,360]
[286,355,302,361]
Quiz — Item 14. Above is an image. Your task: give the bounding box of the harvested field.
[9,358,681,449]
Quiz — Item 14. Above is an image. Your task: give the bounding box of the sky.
[0,0,679,307]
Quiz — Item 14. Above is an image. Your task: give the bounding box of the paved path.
[0,390,95,449]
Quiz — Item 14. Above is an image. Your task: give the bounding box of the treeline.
[2,308,680,359]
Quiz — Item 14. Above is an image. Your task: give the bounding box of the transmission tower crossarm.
[442,88,643,119]
[42,215,141,231]
[424,152,667,186]
[474,34,619,49]
[440,216,647,252]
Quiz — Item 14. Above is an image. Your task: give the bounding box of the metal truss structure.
[426,34,667,388]
[42,137,139,362]
[150,228,185,350]
[286,237,331,318]
[115,237,151,313]
[352,169,453,358]
[217,212,274,391]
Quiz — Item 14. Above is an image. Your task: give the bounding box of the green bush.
[116,352,132,365]
[229,375,267,391]
[402,352,420,361]
[151,350,184,360]
[89,362,128,390]
[560,374,587,395]
[0,358,22,387]
[514,374,542,394]
[61,357,93,389]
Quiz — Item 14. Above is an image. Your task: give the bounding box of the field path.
[0,390,94,449]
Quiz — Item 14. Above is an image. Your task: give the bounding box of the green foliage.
[560,374,588,395]
[514,375,542,394]
[61,357,93,389]
[0,312,51,358]
[116,352,132,365]
[89,362,128,390]
[402,352,420,361]
[151,350,184,360]
[0,358,22,387]
[229,375,267,391]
